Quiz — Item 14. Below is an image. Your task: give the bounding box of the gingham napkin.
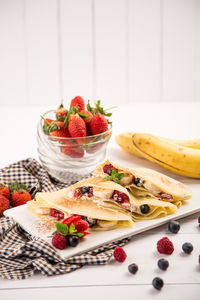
[0,158,131,280]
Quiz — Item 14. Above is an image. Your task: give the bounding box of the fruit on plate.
[0,194,10,216]
[51,217,90,250]
[0,182,10,199]
[10,182,32,207]
[116,132,200,178]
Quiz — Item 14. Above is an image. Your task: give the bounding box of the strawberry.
[89,113,108,135]
[61,144,84,158]
[10,182,32,207]
[0,183,10,199]
[49,121,70,138]
[79,110,93,125]
[0,194,10,216]
[68,114,87,138]
[55,104,68,121]
[70,96,85,112]
[62,215,82,227]
[44,118,54,125]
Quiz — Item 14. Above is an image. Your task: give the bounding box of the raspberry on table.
[113,246,127,262]
[157,237,174,255]
[52,232,67,250]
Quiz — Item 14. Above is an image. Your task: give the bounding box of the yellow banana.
[165,138,200,149]
[132,133,200,178]
[115,132,143,158]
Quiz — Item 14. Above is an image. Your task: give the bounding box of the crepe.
[27,186,133,231]
[93,160,191,220]
[94,160,192,204]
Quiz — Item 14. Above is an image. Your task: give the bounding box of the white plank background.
[0,0,199,106]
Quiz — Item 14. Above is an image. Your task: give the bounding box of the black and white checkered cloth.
[0,158,131,280]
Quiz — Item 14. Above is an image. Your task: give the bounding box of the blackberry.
[133,177,143,186]
[157,258,169,271]
[152,277,164,290]
[67,235,80,247]
[182,242,193,254]
[128,263,138,274]
[81,186,90,194]
[168,221,180,234]
[140,204,150,214]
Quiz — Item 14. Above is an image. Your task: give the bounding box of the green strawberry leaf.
[87,100,95,115]
[79,113,88,119]
[104,176,112,181]
[55,222,68,235]
[0,183,5,188]
[64,108,72,127]
[56,113,65,121]
[72,105,79,114]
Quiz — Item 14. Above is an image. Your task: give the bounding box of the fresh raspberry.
[74,219,89,232]
[0,194,10,216]
[103,163,118,175]
[79,110,93,125]
[0,183,10,199]
[89,113,108,135]
[113,246,127,262]
[157,237,174,255]
[62,215,81,227]
[52,232,67,250]
[112,190,129,204]
[68,114,87,138]
[71,96,85,111]
[50,208,64,220]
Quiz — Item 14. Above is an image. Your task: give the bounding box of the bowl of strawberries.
[37,96,112,183]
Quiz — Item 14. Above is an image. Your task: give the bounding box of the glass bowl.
[37,110,112,183]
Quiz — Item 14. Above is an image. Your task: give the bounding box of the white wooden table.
[0,103,200,300]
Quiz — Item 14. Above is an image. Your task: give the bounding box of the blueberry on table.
[133,177,143,186]
[128,263,138,274]
[168,220,180,234]
[152,277,164,290]
[157,258,169,271]
[140,204,150,214]
[182,242,193,254]
[81,186,90,194]
[67,235,80,247]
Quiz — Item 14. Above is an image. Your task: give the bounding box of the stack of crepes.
[27,160,192,230]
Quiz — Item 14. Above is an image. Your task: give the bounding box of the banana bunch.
[116,132,200,178]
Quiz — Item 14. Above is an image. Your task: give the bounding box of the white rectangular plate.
[4,183,200,260]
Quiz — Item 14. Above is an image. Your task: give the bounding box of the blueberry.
[85,217,97,228]
[182,242,193,254]
[168,221,180,234]
[67,235,80,247]
[128,263,138,274]
[157,258,169,271]
[107,168,113,176]
[81,186,90,194]
[152,277,164,290]
[140,204,150,214]
[133,177,143,186]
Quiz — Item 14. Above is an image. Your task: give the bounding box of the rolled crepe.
[27,186,133,230]
[94,160,192,205]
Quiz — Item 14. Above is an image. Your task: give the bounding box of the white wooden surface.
[0,0,199,106]
[0,103,200,300]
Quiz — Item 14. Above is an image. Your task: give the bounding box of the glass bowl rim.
[39,109,112,141]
